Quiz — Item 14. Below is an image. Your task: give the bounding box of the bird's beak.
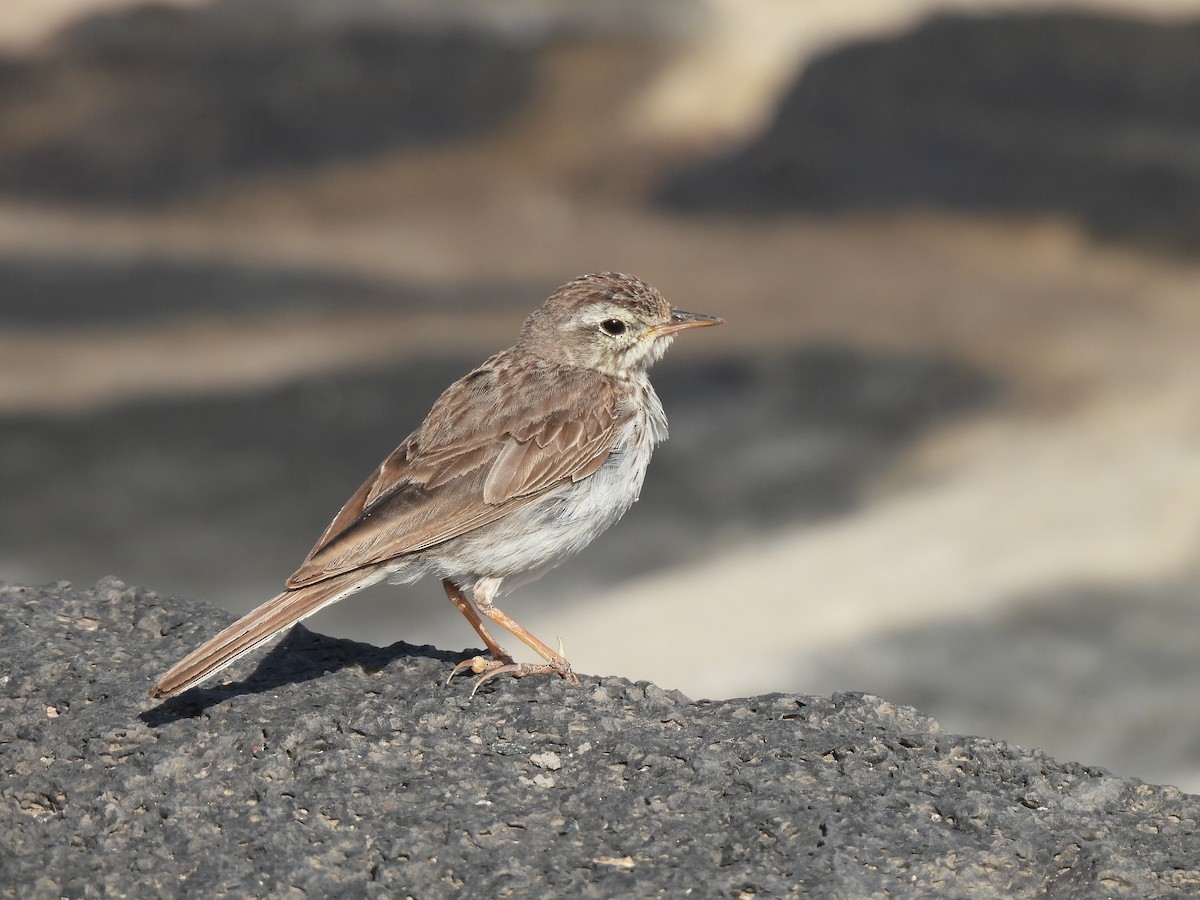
[647,309,725,338]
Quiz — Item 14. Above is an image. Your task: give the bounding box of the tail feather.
[150,568,386,699]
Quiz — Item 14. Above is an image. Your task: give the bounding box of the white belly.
[418,378,668,593]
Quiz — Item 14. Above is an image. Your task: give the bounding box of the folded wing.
[286,356,624,588]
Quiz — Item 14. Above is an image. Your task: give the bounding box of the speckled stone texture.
[3,579,1198,897]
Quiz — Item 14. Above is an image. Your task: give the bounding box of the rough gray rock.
[2,579,1198,897]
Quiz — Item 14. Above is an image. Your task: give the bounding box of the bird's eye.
[600,319,627,336]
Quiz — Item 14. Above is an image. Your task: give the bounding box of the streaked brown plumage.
[151,273,722,699]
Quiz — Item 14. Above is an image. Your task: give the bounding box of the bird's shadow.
[139,625,472,726]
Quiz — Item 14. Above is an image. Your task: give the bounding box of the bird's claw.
[445,655,495,685]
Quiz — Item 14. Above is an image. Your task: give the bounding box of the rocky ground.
[4,579,1199,897]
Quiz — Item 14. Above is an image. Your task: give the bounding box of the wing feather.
[286,353,628,588]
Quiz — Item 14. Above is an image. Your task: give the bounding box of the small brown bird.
[151,273,722,698]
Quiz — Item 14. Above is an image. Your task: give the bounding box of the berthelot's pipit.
[151,272,722,698]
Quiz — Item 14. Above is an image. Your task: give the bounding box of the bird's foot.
[469,661,581,697]
[447,655,581,696]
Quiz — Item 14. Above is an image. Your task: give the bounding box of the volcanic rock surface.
[2,578,1197,896]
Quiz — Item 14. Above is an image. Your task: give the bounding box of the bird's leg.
[442,580,516,683]
[464,577,581,693]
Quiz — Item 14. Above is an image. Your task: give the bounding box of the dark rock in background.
[3,578,1198,896]
[0,1,535,203]
[0,0,702,205]
[660,13,1200,250]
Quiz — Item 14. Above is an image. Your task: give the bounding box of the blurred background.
[4,0,1200,791]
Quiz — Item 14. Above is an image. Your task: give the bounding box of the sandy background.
[5,0,1200,792]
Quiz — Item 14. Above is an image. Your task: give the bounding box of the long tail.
[150,568,387,699]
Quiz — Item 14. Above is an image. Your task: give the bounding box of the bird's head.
[519,272,723,377]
